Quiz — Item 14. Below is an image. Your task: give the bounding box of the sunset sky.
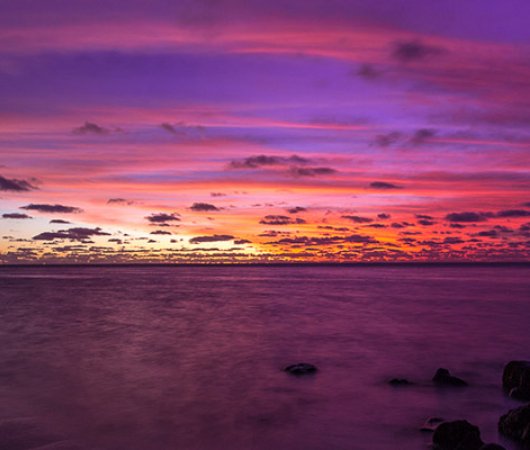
[1,0,530,263]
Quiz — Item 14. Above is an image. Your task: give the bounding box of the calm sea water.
[0,265,529,450]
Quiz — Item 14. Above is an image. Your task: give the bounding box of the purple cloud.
[189,234,234,244]
[259,215,306,225]
[445,212,490,222]
[290,167,336,177]
[230,154,309,169]
[392,40,446,62]
[33,227,110,242]
[73,122,109,135]
[21,204,83,213]
[0,175,36,192]
[370,181,401,190]
[146,213,180,223]
[2,213,32,219]
[341,215,373,224]
[190,202,220,212]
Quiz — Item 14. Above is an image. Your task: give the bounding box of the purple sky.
[1,0,530,263]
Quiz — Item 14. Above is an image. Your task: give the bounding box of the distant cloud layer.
[2,1,530,263]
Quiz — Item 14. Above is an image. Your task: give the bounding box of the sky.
[1,0,530,264]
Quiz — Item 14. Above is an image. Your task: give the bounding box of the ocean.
[0,264,529,449]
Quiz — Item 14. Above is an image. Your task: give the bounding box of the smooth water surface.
[0,265,529,449]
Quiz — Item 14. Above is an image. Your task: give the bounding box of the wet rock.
[0,419,60,450]
[433,368,468,387]
[503,361,530,401]
[432,420,484,450]
[420,417,444,432]
[388,378,412,386]
[498,403,530,448]
[480,444,506,450]
[284,363,318,375]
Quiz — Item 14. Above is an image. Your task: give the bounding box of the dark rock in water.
[284,363,318,375]
[433,368,468,387]
[510,387,530,401]
[498,403,530,448]
[432,420,484,450]
[480,444,506,450]
[503,361,530,401]
[0,419,61,450]
[420,417,445,432]
[388,378,412,386]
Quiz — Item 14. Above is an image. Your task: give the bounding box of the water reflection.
[0,265,528,449]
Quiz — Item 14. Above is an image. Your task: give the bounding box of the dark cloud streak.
[146,213,180,223]
[21,204,83,213]
[370,181,401,190]
[190,202,220,212]
[189,234,234,244]
[259,215,306,225]
[392,40,446,62]
[0,175,36,192]
[33,227,110,242]
[2,213,32,219]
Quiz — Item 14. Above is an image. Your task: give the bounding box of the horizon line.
[1,261,530,268]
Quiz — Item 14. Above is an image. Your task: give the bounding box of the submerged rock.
[420,417,445,432]
[388,378,412,386]
[284,363,318,376]
[498,403,530,448]
[432,420,484,450]
[433,368,468,387]
[502,361,530,401]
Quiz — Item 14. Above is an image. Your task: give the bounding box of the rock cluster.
[498,403,530,448]
[497,360,530,448]
[387,368,468,389]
